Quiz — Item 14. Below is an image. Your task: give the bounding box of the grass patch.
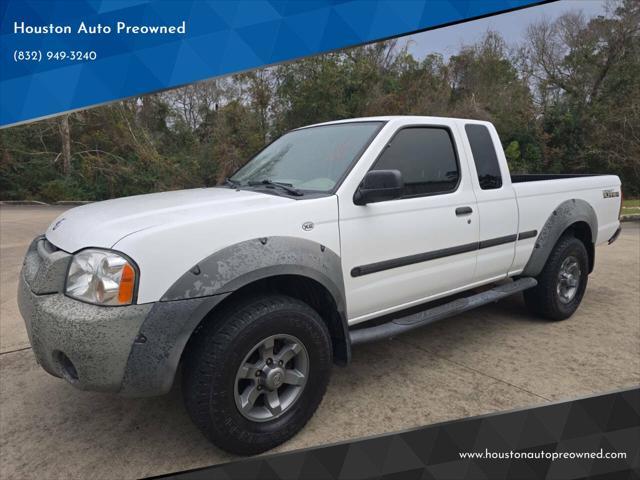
[622,198,639,215]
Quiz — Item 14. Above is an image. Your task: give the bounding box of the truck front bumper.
[18,273,153,391]
[18,236,227,397]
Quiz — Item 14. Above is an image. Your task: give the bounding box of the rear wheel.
[182,294,332,455]
[524,234,589,320]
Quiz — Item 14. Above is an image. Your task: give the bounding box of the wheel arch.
[162,236,351,367]
[184,273,351,366]
[522,199,597,277]
[566,221,595,273]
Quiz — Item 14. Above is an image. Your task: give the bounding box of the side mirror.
[354,169,403,205]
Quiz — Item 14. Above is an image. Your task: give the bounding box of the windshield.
[230,122,383,192]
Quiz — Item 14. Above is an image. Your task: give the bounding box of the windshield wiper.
[248,179,304,197]
[224,177,241,189]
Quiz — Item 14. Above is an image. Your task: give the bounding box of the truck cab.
[338,118,521,322]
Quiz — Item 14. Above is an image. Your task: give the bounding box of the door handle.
[455,206,473,216]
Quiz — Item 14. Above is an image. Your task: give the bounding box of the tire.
[182,294,332,455]
[524,234,589,321]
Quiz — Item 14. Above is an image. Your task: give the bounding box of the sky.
[405,0,608,59]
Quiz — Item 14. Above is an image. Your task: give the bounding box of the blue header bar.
[1,0,543,127]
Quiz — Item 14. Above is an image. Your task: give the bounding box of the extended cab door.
[338,121,479,324]
[458,122,519,283]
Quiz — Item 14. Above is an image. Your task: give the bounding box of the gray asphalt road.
[1,205,639,479]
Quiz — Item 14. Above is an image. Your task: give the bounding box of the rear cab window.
[372,127,459,198]
[465,124,503,190]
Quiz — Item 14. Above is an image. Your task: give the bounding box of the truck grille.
[22,236,71,294]
[42,238,59,254]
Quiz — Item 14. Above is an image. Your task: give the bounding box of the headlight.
[65,249,137,305]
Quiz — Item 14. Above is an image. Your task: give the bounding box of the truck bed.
[511,173,621,250]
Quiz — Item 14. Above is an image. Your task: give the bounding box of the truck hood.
[45,187,292,253]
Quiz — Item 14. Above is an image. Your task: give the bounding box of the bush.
[38,178,90,203]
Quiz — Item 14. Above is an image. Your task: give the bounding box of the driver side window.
[372,127,459,197]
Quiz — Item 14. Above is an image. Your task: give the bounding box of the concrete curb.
[621,214,640,222]
[0,200,49,206]
[0,200,93,206]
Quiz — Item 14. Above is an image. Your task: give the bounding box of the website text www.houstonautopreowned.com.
[459,449,628,461]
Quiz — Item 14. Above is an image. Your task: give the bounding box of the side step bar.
[349,277,537,345]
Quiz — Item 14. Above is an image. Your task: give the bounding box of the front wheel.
[182,294,332,455]
[524,234,589,321]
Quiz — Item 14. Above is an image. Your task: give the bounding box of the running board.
[349,277,537,346]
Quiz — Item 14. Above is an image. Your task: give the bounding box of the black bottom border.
[148,386,640,480]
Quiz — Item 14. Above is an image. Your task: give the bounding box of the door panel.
[459,123,518,282]
[338,125,479,322]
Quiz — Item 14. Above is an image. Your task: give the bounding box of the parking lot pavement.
[1,205,639,479]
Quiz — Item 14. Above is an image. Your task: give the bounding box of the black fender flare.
[162,236,349,361]
[522,199,597,277]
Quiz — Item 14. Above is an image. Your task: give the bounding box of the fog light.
[53,351,78,383]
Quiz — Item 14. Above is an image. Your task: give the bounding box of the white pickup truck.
[18,116,622,454]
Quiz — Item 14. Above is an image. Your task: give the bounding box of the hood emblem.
[52,218,66,230]
[302,221,314,231]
